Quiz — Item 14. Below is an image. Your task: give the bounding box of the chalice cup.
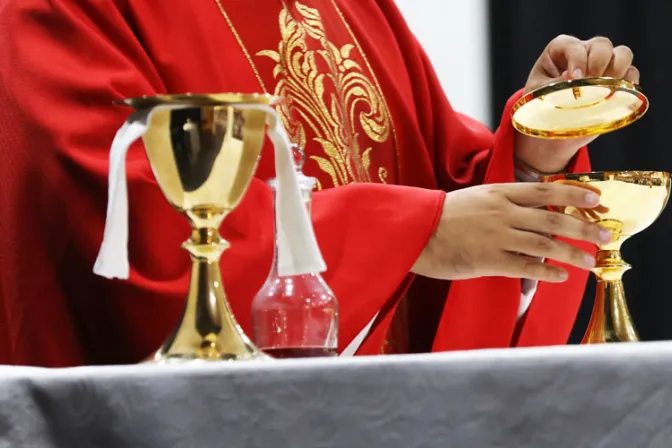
[122,93,278,362]
[541,171,671,344]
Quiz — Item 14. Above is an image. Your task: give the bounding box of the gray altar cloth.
[1,341,672,448]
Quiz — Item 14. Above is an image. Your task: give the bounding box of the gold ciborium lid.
[512,77,648,139]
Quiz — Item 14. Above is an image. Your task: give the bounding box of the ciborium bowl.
[541,171,671,344]
[122,93,279,363]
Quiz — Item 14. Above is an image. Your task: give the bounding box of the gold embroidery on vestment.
[328,0,400,180]
[258,3,391,186]
[214,0,398,187]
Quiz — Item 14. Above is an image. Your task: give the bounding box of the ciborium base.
[582,250,639,344]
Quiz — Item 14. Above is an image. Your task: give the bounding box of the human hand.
[524,35,639,94]
[515,35,640,174]
[552,179,610,220]
[410,182,612,283]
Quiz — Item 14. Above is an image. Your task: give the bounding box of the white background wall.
[394,0,492,128]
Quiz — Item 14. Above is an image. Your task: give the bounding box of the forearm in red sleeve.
[371,0,593,350]
[431,90,593,351]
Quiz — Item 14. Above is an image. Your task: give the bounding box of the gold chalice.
[541,171,671,343]
[121,93,279,362]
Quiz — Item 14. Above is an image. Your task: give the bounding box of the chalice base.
[148,324,269,363]
[143,238,270,364]
[144,322,270,364]
[148,348,268,364]
[145,327,270,364]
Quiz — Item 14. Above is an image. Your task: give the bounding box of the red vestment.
[0,0,593,366]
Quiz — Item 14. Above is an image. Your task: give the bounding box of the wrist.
[514,154,566,182]
[514,132,576,174]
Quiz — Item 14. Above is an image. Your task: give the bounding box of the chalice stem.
[186,255,259,359]
[582,250,639,344]
[154,224,264,361]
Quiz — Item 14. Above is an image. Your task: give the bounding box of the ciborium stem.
[582,249,639,344]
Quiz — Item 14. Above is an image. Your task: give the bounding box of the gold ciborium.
[541,171,671,343]
[121,93,278,362]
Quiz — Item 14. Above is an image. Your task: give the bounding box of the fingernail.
[600,229,612,243]
[584,255,596,268]
[557,271,569,281]
[572,68,584,79]
[584,192,600,206]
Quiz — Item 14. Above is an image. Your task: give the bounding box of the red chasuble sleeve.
[0,0,445,366]
[430,90,594,351]
[360,0,595,352]
[423,73,594,350]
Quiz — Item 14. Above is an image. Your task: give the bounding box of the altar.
[1,341,670,447]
